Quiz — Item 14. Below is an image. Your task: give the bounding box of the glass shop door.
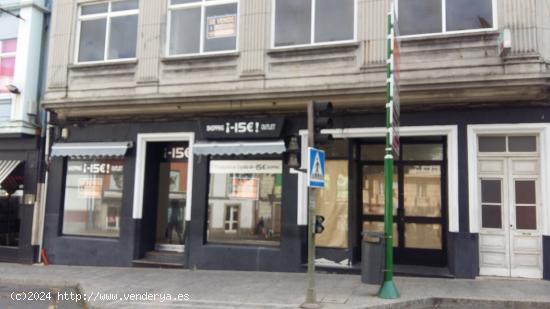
[360,139,447,266]
[155,143,189,252]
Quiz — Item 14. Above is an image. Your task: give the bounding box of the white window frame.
[271,0,358,49]
[298,125,459,234]
[396,0,498,39]
[479,177,504,230]
[74,0,139,64]
[0,98,11,120]
[0,38,17,100]
[467,124,550,236]
[224,204,239,233]
[166,0,240,57]
[133,132,195,221]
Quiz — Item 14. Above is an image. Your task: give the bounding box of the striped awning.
[50,142,133,158]
[193,140,286,156]
[0,160,22,186]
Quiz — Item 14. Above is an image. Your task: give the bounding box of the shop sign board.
[209,160,282,174]
[307,147,325,188]
[68,162,123,175]
[201,118,285,139]
[162,143,190,161]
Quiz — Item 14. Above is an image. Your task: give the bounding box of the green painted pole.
[378,0,400,299]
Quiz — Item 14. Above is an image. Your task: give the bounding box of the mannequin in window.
[165,200,183,244]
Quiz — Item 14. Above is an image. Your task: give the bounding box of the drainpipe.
[37,111,52,263]
[35,0,52,263]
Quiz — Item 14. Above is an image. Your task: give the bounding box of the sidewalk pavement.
[0,263,549,309]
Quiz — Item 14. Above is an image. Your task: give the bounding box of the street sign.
[307,147,325,188]
[390,3,401,157]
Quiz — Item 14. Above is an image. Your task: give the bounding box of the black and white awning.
[50,142,133,158]
[0,160,22,185]
[192,140,286,156]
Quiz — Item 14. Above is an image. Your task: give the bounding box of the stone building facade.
[42,0,550,280]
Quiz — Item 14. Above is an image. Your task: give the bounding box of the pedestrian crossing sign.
[307,147,325,188]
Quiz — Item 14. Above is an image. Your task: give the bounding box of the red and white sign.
[207,14,237,39]
[229,177,259,200]
[78,178,103,199]
[390,4,401,157]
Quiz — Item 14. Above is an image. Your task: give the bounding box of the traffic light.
[284,135,301,169]
[312,101,333,146]
[315,215,325,234]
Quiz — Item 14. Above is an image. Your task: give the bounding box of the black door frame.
[355,137,448,267]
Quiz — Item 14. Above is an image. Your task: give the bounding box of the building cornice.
[41,75,549,120]
[0,1,49,14]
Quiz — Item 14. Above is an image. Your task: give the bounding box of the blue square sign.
[307,147,325,188]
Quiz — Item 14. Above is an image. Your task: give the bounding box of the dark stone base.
[448,232,479,279]
[544,236,550,280]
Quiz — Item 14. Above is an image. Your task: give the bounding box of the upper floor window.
[398,0,494,36]
[0,98,10,121]
[273,0,355,48]
[76,0,139,63]
[0,39,16,94]
[168,0,238,56]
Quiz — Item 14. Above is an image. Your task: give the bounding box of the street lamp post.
[378,0,400,300]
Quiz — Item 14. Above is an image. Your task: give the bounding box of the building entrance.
[359,138,447,266]
[476,135,542,278]
[154,143,189,252]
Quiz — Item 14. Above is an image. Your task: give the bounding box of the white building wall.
[0,0,47,135]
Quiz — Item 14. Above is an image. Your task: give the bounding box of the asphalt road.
[0,284,85,309]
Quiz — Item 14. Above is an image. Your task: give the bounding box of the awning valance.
[50,142,133,158]
[0,160,22,185]
[193,140,286,156]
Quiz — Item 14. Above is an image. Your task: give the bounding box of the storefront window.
[0,163,24,247]
[315,160,348,248]
[62,159,124,237]
[362,165,398,215]
[0,189,22,247]
[207,160,282,246]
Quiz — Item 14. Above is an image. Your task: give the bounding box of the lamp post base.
[378,280,400,299]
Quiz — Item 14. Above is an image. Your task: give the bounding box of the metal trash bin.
[361,231,385,285]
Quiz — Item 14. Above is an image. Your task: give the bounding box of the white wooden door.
[478,158,542,278]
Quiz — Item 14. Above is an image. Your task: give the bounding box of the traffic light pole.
[302,101,319,308]
[304,188,317,306]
